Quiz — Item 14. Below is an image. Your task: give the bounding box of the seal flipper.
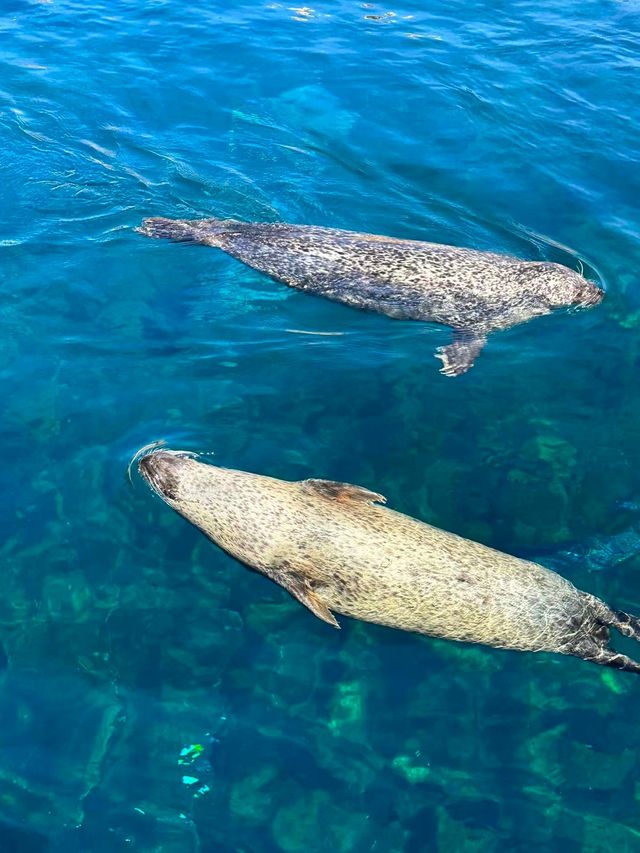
[573,606,640,674]
[301,479,386,505]
[270,561,340,628]
[435,330,487,377]
[576,643,640,674]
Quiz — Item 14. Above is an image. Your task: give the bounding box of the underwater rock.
[0,669,124,837]
[243,600,297,633]
[0,821,49,853]
[84,695,224,848]
[551,525,640,574]
[521,723,568,788]
[436,804,498,852]
[274,84,357,140]
[231,84,357,147]
[42,570,94,621]
[567,742,635,791]
[229,765,279,824]
[271,788,370,853]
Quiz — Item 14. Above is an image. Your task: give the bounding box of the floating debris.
[195,784,211,799]
[364,10,397,21]
[178,743,204,765]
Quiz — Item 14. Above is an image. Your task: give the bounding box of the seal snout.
[138,449,194,500]
[575,280,604,308]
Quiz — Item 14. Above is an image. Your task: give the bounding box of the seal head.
[139,449,199,501]
[532,262,603,310]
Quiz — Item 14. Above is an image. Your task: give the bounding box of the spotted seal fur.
[137,217,603,375]
[138,449,640,673]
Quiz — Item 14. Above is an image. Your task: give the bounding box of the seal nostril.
[138,454,166,497]
[138,455,153,476]
[137,455,163,495]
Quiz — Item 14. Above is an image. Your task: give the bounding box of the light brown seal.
[138,449,640,674]
[137,217,603,376]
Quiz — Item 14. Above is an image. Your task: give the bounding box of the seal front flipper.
[435,330,487,377]
[270,561,340,628]
[301,479,386,505]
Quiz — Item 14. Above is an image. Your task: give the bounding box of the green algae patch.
[328,681,365,735]
[392,754,431,784]
[601,669,626,694]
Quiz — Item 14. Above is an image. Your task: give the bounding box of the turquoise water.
[2,0,640,848]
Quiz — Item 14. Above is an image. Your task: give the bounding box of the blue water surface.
[2,0,640,849]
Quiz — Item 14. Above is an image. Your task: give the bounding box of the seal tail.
[136,216,230,245]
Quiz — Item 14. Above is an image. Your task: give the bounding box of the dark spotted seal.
[137,217,603,375]
[138,449,640,673]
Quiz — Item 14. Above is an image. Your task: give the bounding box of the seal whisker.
[129,442,202,489]
[128,440,168,486]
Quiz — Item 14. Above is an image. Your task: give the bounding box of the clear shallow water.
[2,0,640,849]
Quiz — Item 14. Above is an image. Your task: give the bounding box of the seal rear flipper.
[301,479,386,505]
[577,645,640,674]
[435,330,487,377]
[272,567,340,628]
[574,605,640,674]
